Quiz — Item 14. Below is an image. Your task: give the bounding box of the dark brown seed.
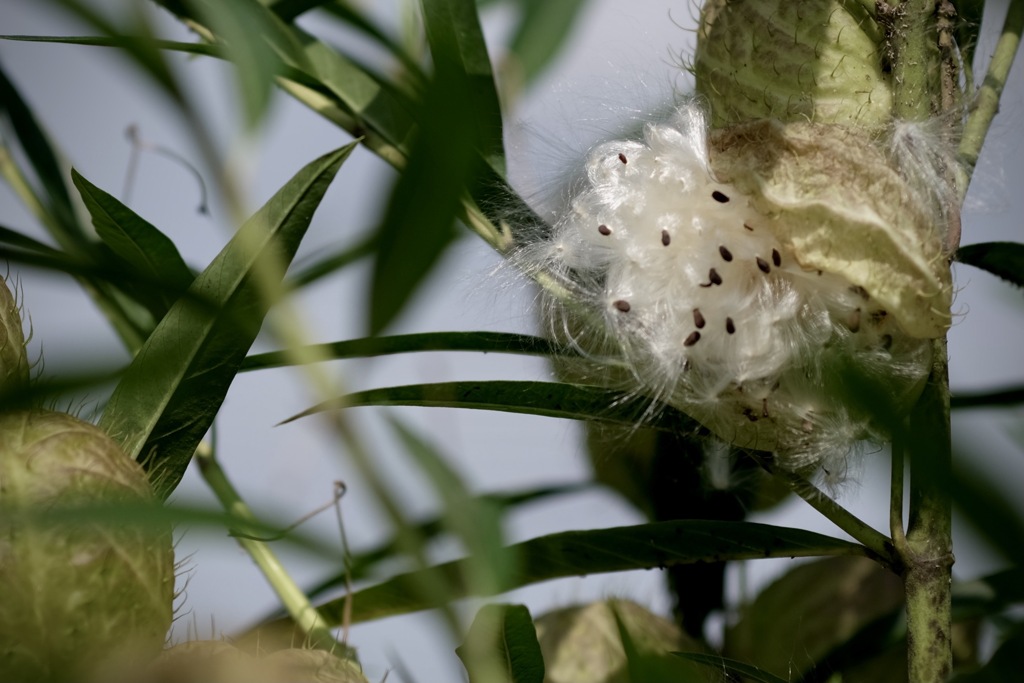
[848,308,862,333]
[661,229,671,246]
[709,268,723,285]
[718,245,733,261]
[742,408,758,422]
[598,224,612,236]
[756,257,771,273]
[772,248,781,267]
[693,308,706,328]
[618,152,628,164]
[712,190,730,203]
[725,317,735,334]
[743,223,754,231]
[684,331,701,346]
[762,398,770,418]
[871,309,888,325]
[613,299,631,312]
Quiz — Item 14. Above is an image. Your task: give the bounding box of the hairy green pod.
[0,410,174,682]
[0,277,28,395]
[695,0,893,129]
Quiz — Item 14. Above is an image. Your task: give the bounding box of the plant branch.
[747,453,895,566]
[890,427,907,554]
[901,339,954,683]
[959,0,1024,188]
[195,441,346,654]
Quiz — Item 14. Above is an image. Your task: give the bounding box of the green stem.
[747,453,895,565]
[195,442,346,654]
[959,0,1024,187]
[900,339,954,683]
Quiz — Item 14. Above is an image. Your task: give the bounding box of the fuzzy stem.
[195,442,346,654]
[890,427,907,553]
[883,0,942,120]
[884,2,957,680]
[959,0,1024,185]
[901,339,954,683]
[747,453,895,565]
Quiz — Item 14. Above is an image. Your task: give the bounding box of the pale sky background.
[1,1,1023,680]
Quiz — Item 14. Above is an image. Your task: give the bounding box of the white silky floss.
[523,104,940,481]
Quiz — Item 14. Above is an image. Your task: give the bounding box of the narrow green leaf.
[0,62,83,249]
[279,380,696,433]
[0,224,62,254]
[421,0,504,170]
[456,604,545,683]
[71,168,194,316]
[99,144,355,498]
[307,521,864,625]
[242,331,568,371]
[507,0,588,87]
[246,484,588,629]
[950,385,1024,409]
[672,652,792,683]
[956,241,1024,288]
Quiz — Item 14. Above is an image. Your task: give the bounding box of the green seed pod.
[709,120,952,339]
[694,0,893,129]
[0,410,174,682]
[141,642,368,683]
[0,277,28,395]
[534,600,705,683]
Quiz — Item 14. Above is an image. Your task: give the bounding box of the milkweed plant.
[0,0,1023,682]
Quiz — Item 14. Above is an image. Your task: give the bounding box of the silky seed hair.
[518,101,934,481]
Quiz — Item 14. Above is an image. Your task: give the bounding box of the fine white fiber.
[515,102,945,481]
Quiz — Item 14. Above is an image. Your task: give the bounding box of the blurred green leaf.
[389,416,512,594]
[187,0,285,128]
[308,521,864,625]
[953,567,1024,621]
[725,556,905,681]
[368,75,480,332]
[956,241,1024,288]
[242,331,568,371]
[288,232,377,287]
[99,144,355,499]
[950,385,1024,409]
[950,456,1024,567]
[0,224,61,254]
[246,484,588,628]
[46,0,187,104]
[422,0,504,171]
[506,0,587,87]
[456,604,545,683]
[0,62,83,249]
[71,168,194,317]
[672,652,791,683]
[952,627,1024,683]
[612,605,705,683]
[279,380,696,433]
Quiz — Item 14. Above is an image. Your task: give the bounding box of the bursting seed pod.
[521,103,951,479]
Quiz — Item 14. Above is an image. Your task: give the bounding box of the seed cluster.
[531,105,931,477]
